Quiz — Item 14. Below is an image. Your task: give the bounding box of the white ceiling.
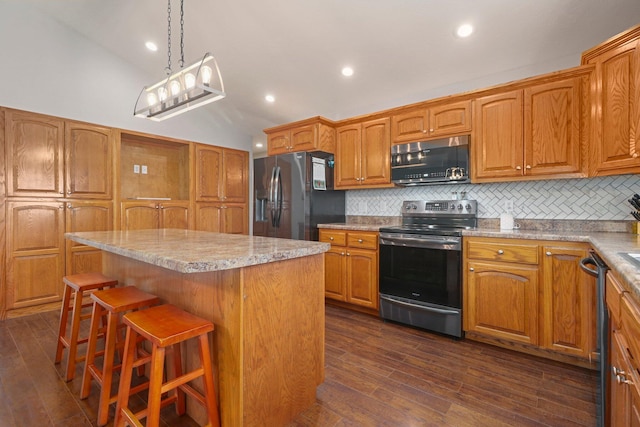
[28,1,640,151]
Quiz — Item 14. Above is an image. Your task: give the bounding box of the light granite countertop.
[65,229,330,274]
[319,222,640,301]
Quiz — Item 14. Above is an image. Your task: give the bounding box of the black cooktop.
[378,224,475,237]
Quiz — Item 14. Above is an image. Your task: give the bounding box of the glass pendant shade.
[134,53,225,121]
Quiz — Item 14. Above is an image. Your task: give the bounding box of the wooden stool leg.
[167,342,186,416]
[198,334,220,427]
[147,345,166,427]
[55,283,72,364]
[65,287,84,382]
[96,310,118,426]
[80,301,103,399]
[115,326,138,427]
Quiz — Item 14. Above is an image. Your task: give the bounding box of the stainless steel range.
[378,199,477,338]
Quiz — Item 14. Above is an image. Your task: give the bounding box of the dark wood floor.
[0,304,597,426]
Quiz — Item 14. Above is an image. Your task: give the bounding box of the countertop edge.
[66,232,330,274]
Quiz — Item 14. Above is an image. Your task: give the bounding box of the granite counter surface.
[65,229,330,274]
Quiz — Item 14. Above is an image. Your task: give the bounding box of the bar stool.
[115,304,220,427]
[80,286,161,426]
[55,272,118,382]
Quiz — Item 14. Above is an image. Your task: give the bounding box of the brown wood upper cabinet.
[195,144,248,203]
[265,117,336,155]
[582,25,640,176]
[472,69,590,182]
[5,110,113,199]
[391,100,471,144]
[335,117,392,189]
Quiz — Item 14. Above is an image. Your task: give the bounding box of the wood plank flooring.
[0,304,597,426]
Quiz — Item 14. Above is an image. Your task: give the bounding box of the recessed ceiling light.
[456,24,473,38]
[145,41,158,51]
[265,94,275,103]
[255,143,264,148]
[341,66,354,77]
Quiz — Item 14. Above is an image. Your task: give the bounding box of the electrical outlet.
[141,165,148,175]
[133,164,140,174]
[504,200,514,212]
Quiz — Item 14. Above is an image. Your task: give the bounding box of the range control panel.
[402,200,477,215]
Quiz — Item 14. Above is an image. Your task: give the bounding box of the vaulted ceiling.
[27,1,640,151]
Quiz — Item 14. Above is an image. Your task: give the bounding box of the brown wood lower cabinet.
[464,237,596,367]
[607,270,640,426]
[65,200,113,275]
[319,229,379,311]
[194,203,248,234]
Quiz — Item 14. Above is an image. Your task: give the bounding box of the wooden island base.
[103,251,325,427]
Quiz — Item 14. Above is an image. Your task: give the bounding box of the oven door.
[379,233,461,308]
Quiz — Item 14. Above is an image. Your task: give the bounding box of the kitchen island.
[65,228,329,427]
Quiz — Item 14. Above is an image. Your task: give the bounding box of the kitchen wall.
[346,175,640,220]
[0,3,252,152]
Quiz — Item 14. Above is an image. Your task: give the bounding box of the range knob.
[450,204,456,210]
[412,204,417,210]
[457,204,463,210]
[465,204,471,211]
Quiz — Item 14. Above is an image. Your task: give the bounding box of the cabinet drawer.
[347,232,378,250]
[466,239,539,264]
[606,271,626,327]
[621,294,640,371]
[319,230,347,246]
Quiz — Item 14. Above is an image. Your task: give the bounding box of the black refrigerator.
[253,151,345,241]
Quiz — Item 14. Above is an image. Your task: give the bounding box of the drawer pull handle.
[546,251,552,256]
[497,250,504,255]
[358,239,363,243]
[469,267,474,272]
[346,252,350,256]
[329,237,334,241]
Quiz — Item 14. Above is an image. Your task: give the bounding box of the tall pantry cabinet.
[3,109,115,315]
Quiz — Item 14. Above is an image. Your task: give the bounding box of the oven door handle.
[380,295,460,315]
[379,234,461,250]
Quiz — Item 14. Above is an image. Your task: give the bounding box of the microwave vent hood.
[391,135,470,186]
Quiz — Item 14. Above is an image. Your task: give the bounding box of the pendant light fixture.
[134,0,225,121]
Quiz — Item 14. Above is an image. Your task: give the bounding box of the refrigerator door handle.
[269,166,277,227]
[273,166,282,227]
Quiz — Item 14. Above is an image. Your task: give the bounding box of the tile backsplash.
[345,174,640,220]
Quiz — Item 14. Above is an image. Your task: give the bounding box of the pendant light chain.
[179,0,185,68]
[166,0,172,75]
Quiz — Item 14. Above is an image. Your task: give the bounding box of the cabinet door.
[472,90,524,180]
[290,124,317,152]
[6,201,65,309]
[590,39,640,175]
[65,201,113,275]
[524,78,583,176]
[222,149,248,203]
[541,245,595,359]
[195,145,223,201]
[360,117,391,186]
[428,100,472,138]
[65,122,114,199]
[6,110,64,197]
[324,246,347,301]
[159,202,190,229]
[335,124,362,188]
[222,204,248,234]
[195,203,223,232]
[611,331,631,427]
[267,130,290,155]
[465,260,538,345]
[346,248,378,309]
[120,202,159,230]
[391,109,429,143]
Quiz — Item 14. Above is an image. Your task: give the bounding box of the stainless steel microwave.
[390,135,470,186]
